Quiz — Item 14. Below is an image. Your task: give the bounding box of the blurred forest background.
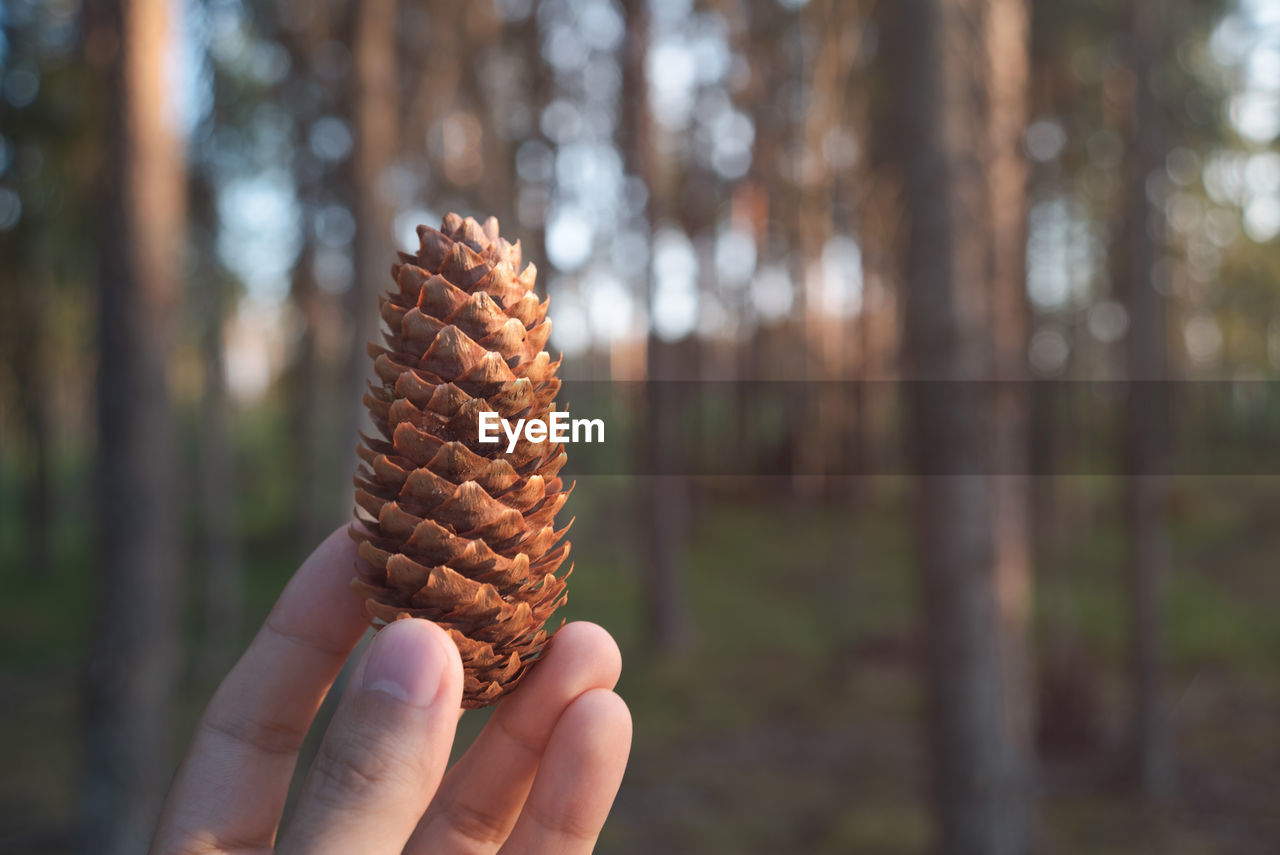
[3,0,1280,853]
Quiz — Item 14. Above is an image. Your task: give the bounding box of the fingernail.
[361,620,448,708]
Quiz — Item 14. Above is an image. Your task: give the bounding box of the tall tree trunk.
[852,0,903,488]
[895,0,1032,852]
[81,0,186,851]
[279,0,331,555]
[1123,0,1173,802]
[11,280,53,578]
[458,2,513,227]
[986,0,1035,845]
[621,0,692,655]
[344,0,400,496]
[513,5,551,295]
[289,236,324,552]
[791,0,858,496]
[190,170,242,676]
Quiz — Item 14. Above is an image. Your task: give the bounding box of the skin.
[150,525,632,855]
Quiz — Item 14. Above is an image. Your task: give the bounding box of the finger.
[406,622,622,854]
[278,618,463,855]
[151,525,370,854]
[497,689,632,855]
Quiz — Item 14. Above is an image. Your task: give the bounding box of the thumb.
[279,618,463,855]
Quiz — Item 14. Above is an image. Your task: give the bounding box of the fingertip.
[360,619,462,709]
[321,522,363,558]
[292,526,365,605]
[548,622,623,689]
[265,527,369,652]
[563,688,632,757]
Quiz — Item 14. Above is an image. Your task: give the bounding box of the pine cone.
[350,213,571,709]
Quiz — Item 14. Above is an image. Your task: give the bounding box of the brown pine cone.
[350,213,572,709]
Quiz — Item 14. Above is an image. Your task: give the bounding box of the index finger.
[150,525,371,854]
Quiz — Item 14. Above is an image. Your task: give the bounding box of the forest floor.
[2,457,1278,854]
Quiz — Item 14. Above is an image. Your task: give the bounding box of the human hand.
[150,526,631,854]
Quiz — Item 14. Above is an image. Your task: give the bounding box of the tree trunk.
[196,296,241,673]
[11,279,53,578]
[986,0,1035,845]
[190,170,242,676]
[621,0,693,655]
[1123,0,1173,802]
[288,235,324,552]
[279,2,330,555]
[514,5,552,296]
[344,0,400,496]
[851,0,903,490]
[81,0,185,851]
[895,0,1033,852]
